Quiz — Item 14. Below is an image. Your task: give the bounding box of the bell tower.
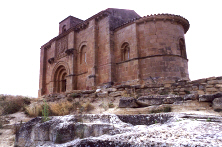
[59,16,83,34]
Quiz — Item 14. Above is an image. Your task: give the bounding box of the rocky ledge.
[15,113,222,147]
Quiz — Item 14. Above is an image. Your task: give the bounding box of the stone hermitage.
[39,8,190,97]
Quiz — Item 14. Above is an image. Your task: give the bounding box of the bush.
[0,95,32,115]
[2,97,24,115]
[83,103,94,112]
[108,103,115,108]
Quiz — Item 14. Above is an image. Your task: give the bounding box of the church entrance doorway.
[53,65,67,93]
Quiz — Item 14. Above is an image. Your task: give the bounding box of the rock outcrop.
[15,113,222,147]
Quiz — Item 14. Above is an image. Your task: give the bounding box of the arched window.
[62,25,66,33]
[179,38,187,58]
[121,42,130,61]
[80,45,87,64]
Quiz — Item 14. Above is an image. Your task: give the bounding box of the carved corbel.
[65,48,74,55]
[48,57,55,64]
[88,74,96,78]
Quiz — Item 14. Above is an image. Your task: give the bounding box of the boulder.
[213,97,222,111]
[199,94,215,102]
[109,91,123,97]
[199,92,222,102]
[163,95,183,104]
[213,92,222,98]
[137,96,163,106]
[118,97,138,108]
[15,115,120,147]
[184,94,199,101]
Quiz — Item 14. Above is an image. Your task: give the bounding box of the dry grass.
[25,103,43,117]
[50,101,73,116]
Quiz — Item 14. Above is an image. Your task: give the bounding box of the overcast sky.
[0,0,221,97]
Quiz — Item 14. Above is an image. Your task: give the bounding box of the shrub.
[0,95,32,115]
[42,100,50,122]
[0,94,6,101]
[206,118,211,122]
[83,103,94,112]
[108,103,115,108]
[2,97,24,115]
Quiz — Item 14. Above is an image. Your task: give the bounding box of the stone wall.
[42,76,222,100]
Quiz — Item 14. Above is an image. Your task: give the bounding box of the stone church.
[38,8,190,97]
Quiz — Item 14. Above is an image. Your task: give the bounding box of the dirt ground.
[0,112,33,147]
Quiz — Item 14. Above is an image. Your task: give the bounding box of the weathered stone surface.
[164,84,171,88]
[197,90,205,95]
[117,113,173,125]
[213,97,222,111]
[206,77,217,81]
[131,85,142,89]
[106,88,117,92]
[206,87,218,93]
[190,78,207,84]
[199,94,214,102]
[144,83,164,88]
[163,95,183,104]
[213,92,222,98]
[109,91,123,97]
[97,92,108,98]
[207,80,219,85]
[15,114,222,147]
[215,84,222,88]
[216,76,222,80]
[116,85,131,89]
[75,140,132,146]
[184,94,199,101]
[137,96,163,105]
[192,86,198,90]
[118,97,138,108]
[81,90,95,94]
